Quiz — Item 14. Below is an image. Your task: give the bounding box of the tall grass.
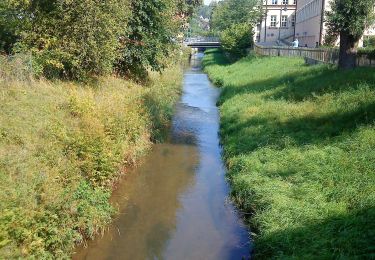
[0,57,182,258]
[203,49,375,258]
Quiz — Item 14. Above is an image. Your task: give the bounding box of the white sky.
[204,0,218,5]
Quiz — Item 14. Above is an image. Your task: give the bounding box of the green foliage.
[0,0,191,80]
[203,49,375,258]
[326,0,375,41]
[0,58,183,258]
[221,23,253,57]
[115,0,178,79]
[358,47,375,59]
[364,35,375,47]
[177,0,203,16]
[0,0,29,54]
[187,5,214,37]
[21,0,130,80]
[211,0,262,32]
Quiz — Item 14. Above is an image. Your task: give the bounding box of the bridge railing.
[184,37,220,43]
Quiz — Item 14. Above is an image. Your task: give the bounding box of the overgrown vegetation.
[0,0,200,257]
[210,0,261,58]
[203,49,375,258]
[0,55,183,258]
[0,0,200,80]
[221,23,253,57]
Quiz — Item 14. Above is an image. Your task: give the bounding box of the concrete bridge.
[184,37,221,48]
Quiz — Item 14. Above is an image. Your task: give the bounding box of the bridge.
[184,37,221,48]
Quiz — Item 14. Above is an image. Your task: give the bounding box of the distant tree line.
[0,0,201,80]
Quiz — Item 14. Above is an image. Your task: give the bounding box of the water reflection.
[74,144,199,260]
[73,53,251,260]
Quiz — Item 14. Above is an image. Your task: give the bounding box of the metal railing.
[184,37,220,43]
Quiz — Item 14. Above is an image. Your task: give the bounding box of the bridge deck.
[185,42,221,48]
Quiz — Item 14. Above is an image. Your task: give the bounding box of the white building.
[255,0,297,44]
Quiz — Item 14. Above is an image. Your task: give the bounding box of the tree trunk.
[338,31,358,69]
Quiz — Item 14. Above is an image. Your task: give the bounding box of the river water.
[73,53,251,260]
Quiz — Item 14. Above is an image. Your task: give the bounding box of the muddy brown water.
[73,53,251,260]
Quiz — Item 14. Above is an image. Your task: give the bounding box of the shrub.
[363,35,375,48]
[220,23,253,58]
[357,47,375,59]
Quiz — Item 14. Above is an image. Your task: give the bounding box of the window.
[281,15,288,27]
[271,15,277,27]
[291,15,295,26]
[272,0,278,4]
[282,0,288,5]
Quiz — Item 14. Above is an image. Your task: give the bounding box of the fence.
[254,44,375,67]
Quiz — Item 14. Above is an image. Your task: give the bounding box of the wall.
[295,0,327,47]
[255,0,296,43]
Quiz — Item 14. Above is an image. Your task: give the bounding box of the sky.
[204,0,219,5]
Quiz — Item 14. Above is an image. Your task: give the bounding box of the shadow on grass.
[254,207,375,259]
[206,53,375,155]
[221,100,375,155]
[219,64,375,105]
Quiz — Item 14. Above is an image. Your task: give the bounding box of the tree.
[177,0,203,17]
[326,0,375,69]
[0,0,30,54]
[12,0,130,79]
[221,22,254,57]
[115,0,179,80]
[210,0,261,58]
[211,0,262,33]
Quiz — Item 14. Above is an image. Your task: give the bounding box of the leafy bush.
[0,0,187,80]
[363,35,375,47]
[357,47,375,59]
[220,23,253,57]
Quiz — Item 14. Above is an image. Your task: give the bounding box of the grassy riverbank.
[0,57,182,258]
[203,49,375,258]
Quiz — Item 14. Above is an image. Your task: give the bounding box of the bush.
[363,35,375,48]
[357,47,375,59]
[220,23,253,58]
[19,0,130,80]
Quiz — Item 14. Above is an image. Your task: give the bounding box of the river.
[73,52,251,260]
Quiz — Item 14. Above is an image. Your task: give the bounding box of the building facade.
[256,0,375,47]
[255,0,297,44]
[295,0,375,48]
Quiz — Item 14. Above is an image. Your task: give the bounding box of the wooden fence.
[254,44,375,67]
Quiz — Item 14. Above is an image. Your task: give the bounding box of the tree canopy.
[326,0,375,68]
[211,0,262,32]
[0,0,200,80]
[209,0,261,58]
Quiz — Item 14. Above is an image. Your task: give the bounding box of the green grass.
[203,49,375,259]
[0,57,182,258]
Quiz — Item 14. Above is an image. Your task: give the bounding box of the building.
[255,0,297,44]
[295,0,375,48]
[256,0,375,47]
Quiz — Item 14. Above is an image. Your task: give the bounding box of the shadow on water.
[73,52,251,260]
